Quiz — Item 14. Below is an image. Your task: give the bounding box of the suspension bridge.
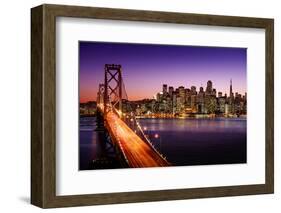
[96,64,170,168]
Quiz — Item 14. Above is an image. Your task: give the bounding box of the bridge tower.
[104,64,122,117]
[96,84,105,131]
[97,83,105,106]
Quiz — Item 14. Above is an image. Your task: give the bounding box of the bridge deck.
[105,111,170,168]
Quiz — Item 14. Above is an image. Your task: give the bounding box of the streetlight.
[153,133,162,152]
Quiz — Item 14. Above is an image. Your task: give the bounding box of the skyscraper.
[229,79,233,97]
[197,87,205,113]
[206,80,212,95]
[178,86,186,110]
[185,88,191,108]
[168,86,174,97]
[190,86,197,111]
[212,88,217,97]
[172,91,177,114]
[163,84,168,96]
[229,79,234,114]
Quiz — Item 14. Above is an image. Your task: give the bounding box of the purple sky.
[79,41,247,102]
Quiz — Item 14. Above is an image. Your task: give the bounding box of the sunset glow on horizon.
[79,42,247,103]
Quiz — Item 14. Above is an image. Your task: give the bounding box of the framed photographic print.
[31,4,274,208]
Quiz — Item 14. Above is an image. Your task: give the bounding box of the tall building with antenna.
[230,79,233,97]
[229,79,235,114]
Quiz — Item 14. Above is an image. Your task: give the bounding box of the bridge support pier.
[103,129,129,168]
[95,109,105,132]
[94,111,129,168]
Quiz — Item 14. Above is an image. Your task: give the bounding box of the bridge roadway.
[104,111,170,168]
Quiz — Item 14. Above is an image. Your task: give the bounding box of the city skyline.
[80,79,245,103]
[79,42,247,103]
[81,79,247,117]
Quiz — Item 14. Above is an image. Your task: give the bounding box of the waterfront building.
[185,88,191,108]
[176,96,182,113]
[225,103,230,116]
[172,91,177,114]
[141,103,147,114]
[178,86,186,111]
[197,87,205,113]
[218,96,226,113]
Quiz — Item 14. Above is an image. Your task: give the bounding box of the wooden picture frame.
[31,4,274,208]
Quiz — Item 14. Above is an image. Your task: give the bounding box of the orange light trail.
[105,111,170,168]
